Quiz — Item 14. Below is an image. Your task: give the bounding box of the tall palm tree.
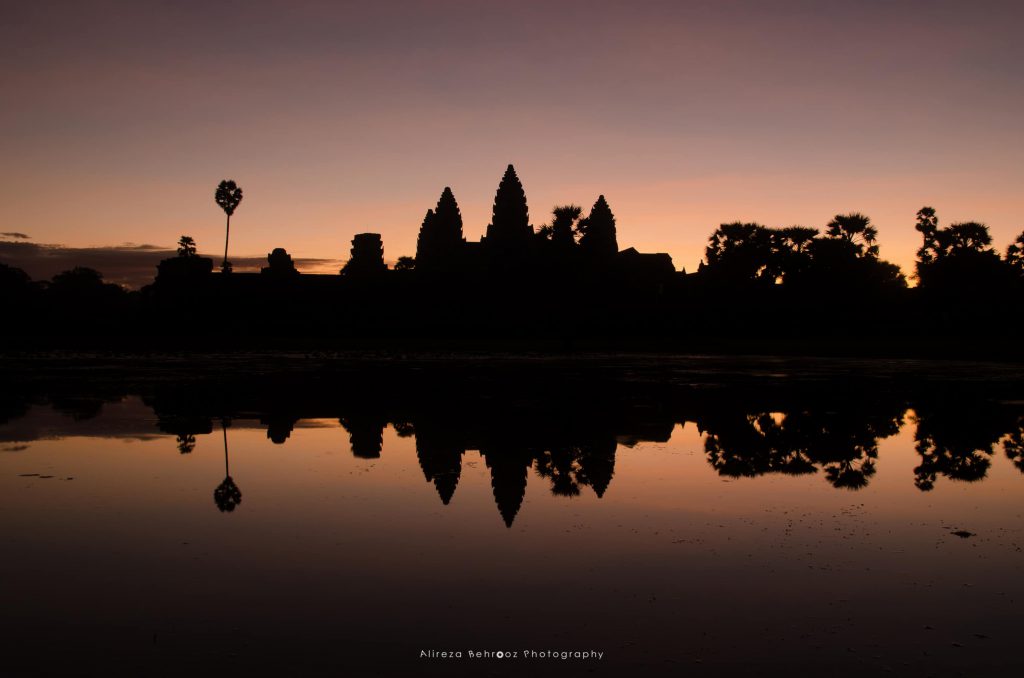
[214,180,243,273]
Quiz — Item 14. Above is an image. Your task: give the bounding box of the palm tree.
[176,235,197,258]
[214,180,243,273]
[826,212,878,257]
[1007,231,1024,272]
[550,204,582,246]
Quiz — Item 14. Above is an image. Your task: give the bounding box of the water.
[1,356,1022,677]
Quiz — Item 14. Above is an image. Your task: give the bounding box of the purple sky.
[2,0,1022,283]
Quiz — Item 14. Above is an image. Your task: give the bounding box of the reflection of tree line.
[4,378,1023,525]
[144,396,1024,525]
[700,405,904,490]
[702,397,1024,493]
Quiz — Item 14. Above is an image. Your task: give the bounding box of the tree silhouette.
[394,256,416,272]
[578,195,618,256]
[914,208,1009,296]
[1006,231,1024,273]
[214,180,243,273]
[702,223,824,285]
[534,223,554,241]
[46,267,127,310]
[177,235,197,258]
[944,222,993,252]
[551,204,582,247]
[771,226,819,282]
[0,261,34,311]
[914,206,940,270]
[914,209,996,263]
[703,222,776,283]
[51,266,104,289]
[825,213,878,257]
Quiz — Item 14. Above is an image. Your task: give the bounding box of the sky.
[2,0,1022,285]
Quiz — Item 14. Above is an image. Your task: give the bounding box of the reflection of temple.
[261,414,299,445]
[126,370,1024,524]
[340,414,388,459]
[484,447,532,528]
[415,425,465,505]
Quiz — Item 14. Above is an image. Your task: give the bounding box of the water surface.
[2,357,1022,677]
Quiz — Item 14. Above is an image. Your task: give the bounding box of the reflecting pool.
[2,356,1023,677]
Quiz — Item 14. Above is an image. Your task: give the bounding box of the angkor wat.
[2,165,1023,354]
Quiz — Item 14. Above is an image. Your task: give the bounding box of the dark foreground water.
[1,355,1023,677]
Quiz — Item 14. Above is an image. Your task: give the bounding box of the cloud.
[0,241,345,289]
[1,232,31,239]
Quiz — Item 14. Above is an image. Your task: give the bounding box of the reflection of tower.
[578,438,616,498]
[176,434,196,454]
[156,414,213,454]
[340,415,387,459]
[483,448,532,528]
[415,427,465,505]
[261,415,299,445]
[213,419,242,512]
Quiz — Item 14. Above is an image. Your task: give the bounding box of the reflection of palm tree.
[214,180,243,273]
[702,407,900,490]
[823,458,876,490]
[176,433,196,454]
[1004,417,1024,473]
[213,420,242,512]
[534,446,582,497]
[911,406,1002,491]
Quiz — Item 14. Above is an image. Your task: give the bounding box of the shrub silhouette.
[177,235,197,257]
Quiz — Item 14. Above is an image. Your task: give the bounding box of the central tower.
[483,164,532,254]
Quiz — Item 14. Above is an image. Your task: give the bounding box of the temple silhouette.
[2,164,1023,354]
[5,360,1023,528]
[139,163,679,341]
